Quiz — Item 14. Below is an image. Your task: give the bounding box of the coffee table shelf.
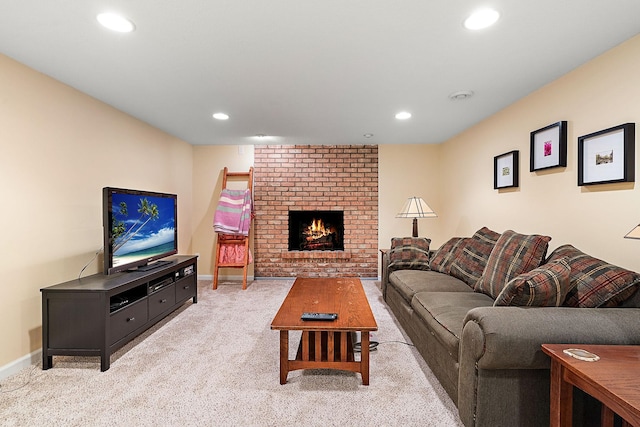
[293,330,355,366]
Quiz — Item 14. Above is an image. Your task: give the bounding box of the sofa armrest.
[461,306,640,370]
[381,249,390,300]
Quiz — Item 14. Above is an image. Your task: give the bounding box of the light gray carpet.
[0,279,463,426]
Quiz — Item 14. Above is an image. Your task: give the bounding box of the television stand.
[134,260,174,272]
[41,255,197,371]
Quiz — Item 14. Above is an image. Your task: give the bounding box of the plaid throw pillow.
[475,230,551,299]
[388,237,431,272]
[450,237,496,288]
[493,258,573,306]
[472,226,501,245]
[429,237,464,274]
[546,244,640,307]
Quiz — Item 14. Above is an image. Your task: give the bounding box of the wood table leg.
[279,330,289,384]
[601,405,615,427]
[361,331,370,385]
[549,359,573,427]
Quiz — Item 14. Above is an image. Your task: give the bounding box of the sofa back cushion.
[546,244,640,307]
[475,230,551,299]
[388,237,431,271]
[493,258,573,306]
[430,237,465,274]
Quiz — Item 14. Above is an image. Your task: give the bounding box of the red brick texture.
[253,145,378,278]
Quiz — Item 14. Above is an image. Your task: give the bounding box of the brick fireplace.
[253,145,378,278]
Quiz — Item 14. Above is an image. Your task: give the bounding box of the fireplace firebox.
[288,210,344,251]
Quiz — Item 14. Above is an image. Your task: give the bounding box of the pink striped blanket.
[213,188,252,236]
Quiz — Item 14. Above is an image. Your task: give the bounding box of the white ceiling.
[1,1,639,146]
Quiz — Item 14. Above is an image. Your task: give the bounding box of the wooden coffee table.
[271,277,378,385]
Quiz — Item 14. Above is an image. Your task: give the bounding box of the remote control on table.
[301,312,338,321]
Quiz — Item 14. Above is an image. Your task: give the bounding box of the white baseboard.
[0,349,41,381]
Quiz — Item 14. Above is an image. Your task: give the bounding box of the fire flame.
[305,218,332,241]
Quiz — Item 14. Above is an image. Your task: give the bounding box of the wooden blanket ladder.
[213,167,254,290]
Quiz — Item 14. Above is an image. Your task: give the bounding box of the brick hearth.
[254,145,378,278]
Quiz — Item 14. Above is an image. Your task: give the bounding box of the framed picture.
[530,121,567,171]
[578,123,635,186]
[494,150,519,189]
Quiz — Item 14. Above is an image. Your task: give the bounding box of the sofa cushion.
[430,237,465,274]
[388,237,431,272]
[411,291,494,361]
[493,258,573,306]
[450,237,496,288]
[389,270,473,303]
[546,244,640,307]
[475,230,551,299]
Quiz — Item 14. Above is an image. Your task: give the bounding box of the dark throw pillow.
[472,226,501,245]
[546,244,640,308]
[493,258,573,306]
[450,237,496,288]
[475,230,551,299]
[388,237,431,272]
[429,237,465,274]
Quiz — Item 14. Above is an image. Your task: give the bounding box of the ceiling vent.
[449,90,474,101]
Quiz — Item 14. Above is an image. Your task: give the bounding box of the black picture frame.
[578,123,635,186]
[530,121,567,171]
[494,150,519,189]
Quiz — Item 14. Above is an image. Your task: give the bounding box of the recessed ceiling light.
[363,133,374,138]
[464,9,500,30]
[97,12,135,33]
[395,112,412,120]
[449,90,475,100]
[212,113,229,120]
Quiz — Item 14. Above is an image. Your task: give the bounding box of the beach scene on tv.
[111,193,176,268]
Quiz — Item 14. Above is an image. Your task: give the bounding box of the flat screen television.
[103,187,177,275]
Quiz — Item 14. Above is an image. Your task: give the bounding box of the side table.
[542,344,640,427]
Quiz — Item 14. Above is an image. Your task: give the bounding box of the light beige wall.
[191,145,254,278]
[439,34,640,272]
[0,54,194,368]
[378,144,444,253]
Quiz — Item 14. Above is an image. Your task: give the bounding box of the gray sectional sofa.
[381,228,640,427]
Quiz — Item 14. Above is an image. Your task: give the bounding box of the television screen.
[103,187,177,274]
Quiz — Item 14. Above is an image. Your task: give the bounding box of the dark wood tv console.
[41,255,197,371]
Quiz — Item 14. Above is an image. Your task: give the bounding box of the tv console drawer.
[175,275,196,302]
[110,299,148,345]
[148,284,176,319]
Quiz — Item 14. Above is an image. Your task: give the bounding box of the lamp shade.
[396,197,437,218]
[625,224,640,239]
